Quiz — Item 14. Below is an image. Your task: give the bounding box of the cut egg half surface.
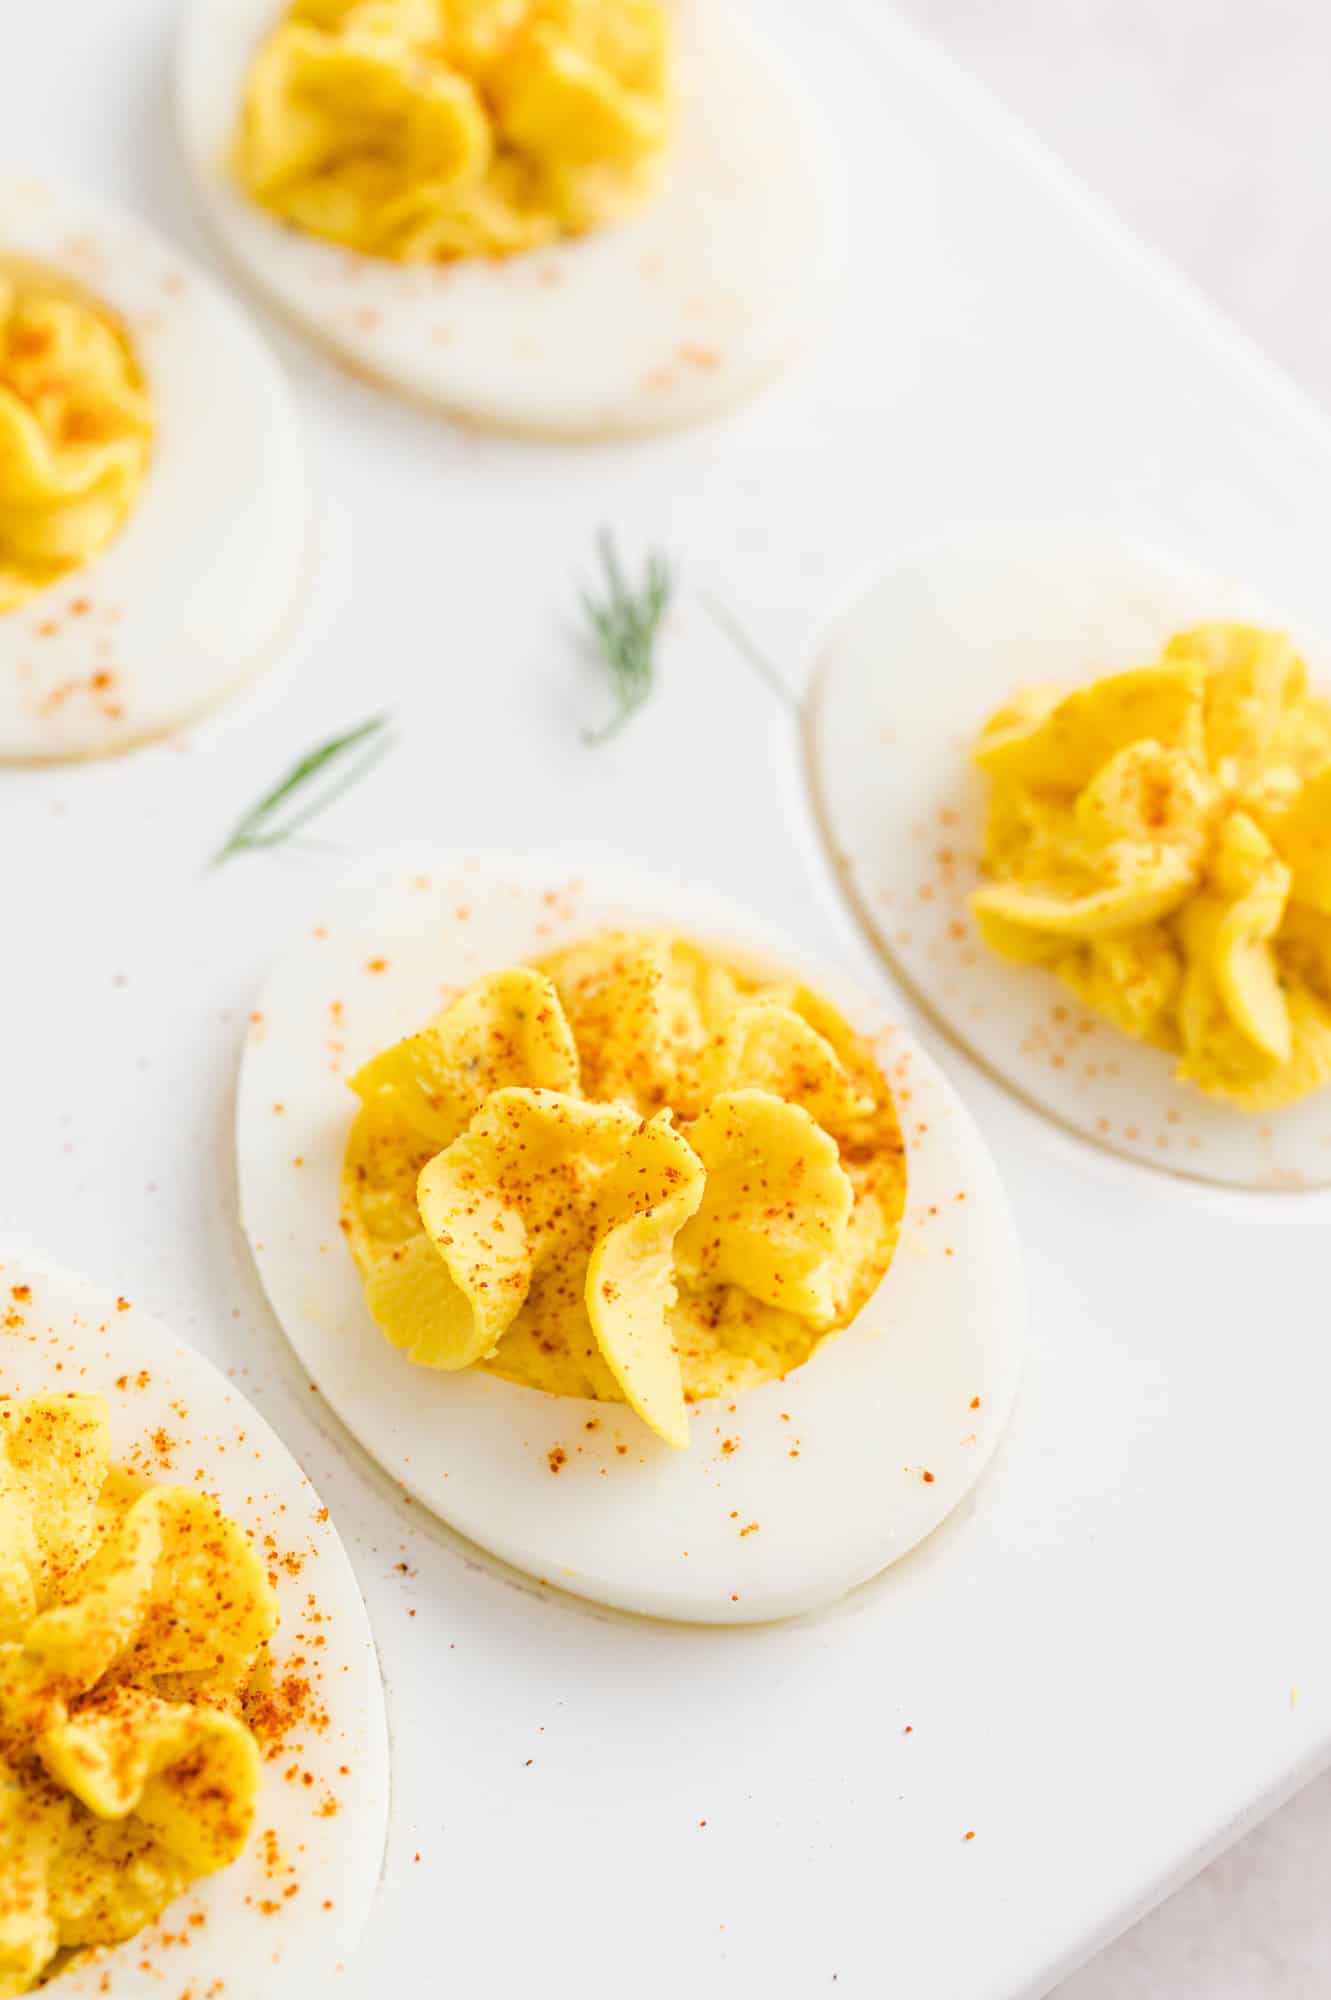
[175,0,844,438]
[805,531,1331,1192]
[0,1252,389,1998]
[0,170,307,761]
[235,852,1025,1626]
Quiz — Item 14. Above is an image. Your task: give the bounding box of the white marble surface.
[894,6,1331,1991]
[902,0,1331,410]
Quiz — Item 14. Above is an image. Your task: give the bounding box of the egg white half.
[805,530,1331,1192]
[0,170,307,761]
[175,0,844,437]
[0,1252,389,1998]
[235,852,1025,1625]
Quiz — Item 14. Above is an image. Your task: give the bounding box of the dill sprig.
[700,592,800,715]
[213,714,395,864]
[581,530,673,743]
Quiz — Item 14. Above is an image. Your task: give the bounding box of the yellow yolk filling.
[235,0,671,262]
[0,269,152,615]
[0,1396,275,1997]
[340,934,906,1446]
[971,622,1331,1110]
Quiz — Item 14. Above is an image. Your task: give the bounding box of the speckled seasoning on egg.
[339,934,908,1449]
[0,173,307,762]
[0,1256,388,1995]
[236,853,1025,1624]
[176,0,845,436]
[807,532,1331,1190]
[969,624,1331,1111]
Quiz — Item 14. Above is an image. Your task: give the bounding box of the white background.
[4,2,1331,1995]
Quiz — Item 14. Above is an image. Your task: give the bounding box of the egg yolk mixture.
[0,1396,275,1996]
[340,933,906,1446]
[236,0,671,262]
[971,623,1331,1110]
[0,269,152,615]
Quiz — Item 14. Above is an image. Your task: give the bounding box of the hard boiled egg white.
[0,1252,389,1998]
[0,171,307,761]
[235,852,1025,1625]
[175,0,843,438]
[806,531,1331,1191]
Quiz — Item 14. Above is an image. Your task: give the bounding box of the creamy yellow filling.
[235,0,671,262]
[340,933,906,1444]
[0,267,152,615]
[972,623,1331,1110]
[0,1396,275,1998]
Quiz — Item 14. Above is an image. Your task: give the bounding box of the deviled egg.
[236,853,1025,1624]
[176,0,844,436]
[0,1254,388,1996]
[806,532,1331,1190]
[0,172,306,761]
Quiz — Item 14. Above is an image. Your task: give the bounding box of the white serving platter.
[4,2,1331,1998]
